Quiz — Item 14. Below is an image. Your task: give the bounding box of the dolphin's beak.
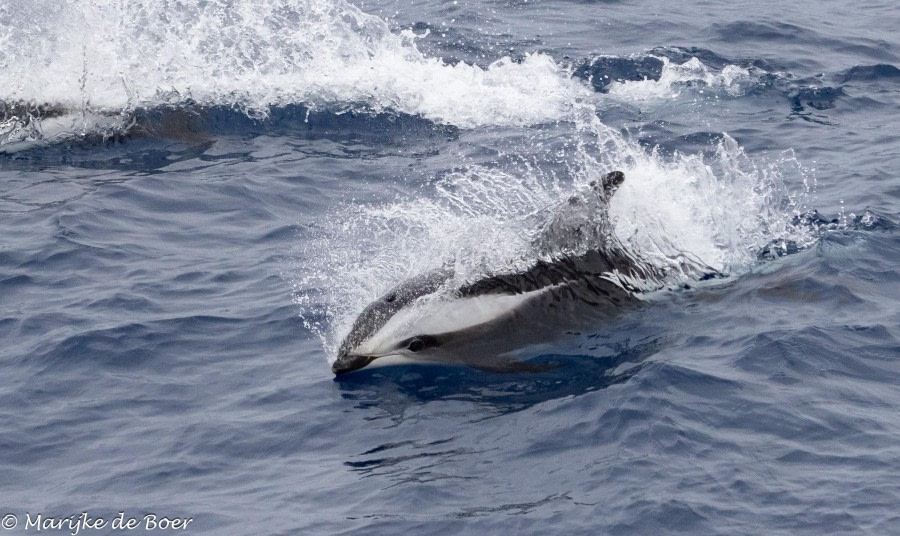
[332,353,376,375]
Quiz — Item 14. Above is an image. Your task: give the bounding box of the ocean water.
[2,0,899,534]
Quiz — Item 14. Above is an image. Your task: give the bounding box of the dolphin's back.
[457,171,661,304]
[457,249,644,306]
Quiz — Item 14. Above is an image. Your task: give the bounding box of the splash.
[293,108,817,357]
[605,57,753,101]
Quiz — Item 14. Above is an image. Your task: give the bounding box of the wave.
[0,0,582,152]
[839,64,900,83]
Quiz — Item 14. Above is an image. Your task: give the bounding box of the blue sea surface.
[1,0,899,534]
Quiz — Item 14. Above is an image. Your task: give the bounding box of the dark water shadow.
[1,103,458,171]
[0,134,217,174]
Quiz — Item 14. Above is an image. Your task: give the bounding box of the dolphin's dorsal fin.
[602,170,625,197]
[589,170,625,198]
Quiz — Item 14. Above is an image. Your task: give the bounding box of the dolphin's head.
[332,268,452,375]
[332,333,442,375]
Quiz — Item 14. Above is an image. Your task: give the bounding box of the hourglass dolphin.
[331,171,665,375]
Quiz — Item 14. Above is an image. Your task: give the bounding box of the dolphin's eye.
[407,338,426,352]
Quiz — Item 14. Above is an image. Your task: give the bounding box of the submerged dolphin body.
[332,171,667,375]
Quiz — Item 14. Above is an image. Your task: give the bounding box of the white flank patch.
[354,289,545,357]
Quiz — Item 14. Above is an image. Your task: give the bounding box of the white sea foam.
[606,57,753,101]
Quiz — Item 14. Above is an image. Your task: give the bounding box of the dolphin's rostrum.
[332,171,664,375]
